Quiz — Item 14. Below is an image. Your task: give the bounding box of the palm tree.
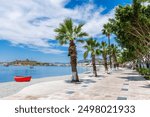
[102,23,112,69]
[110,44,120,69]
[54,18,88,82]
[83,38,100,77]
[100,41,108,72]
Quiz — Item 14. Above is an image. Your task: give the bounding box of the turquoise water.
[0,66,87,83]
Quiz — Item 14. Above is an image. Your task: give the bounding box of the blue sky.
[0,0,132,63]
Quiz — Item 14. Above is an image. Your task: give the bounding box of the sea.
[0,66,88,83]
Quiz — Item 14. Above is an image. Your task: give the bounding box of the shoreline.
[0,66,90,84]
[1,67,150,100]
[0,71,90,98]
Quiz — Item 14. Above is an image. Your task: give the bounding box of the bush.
[144,76,150,80]
[136,68,150,80]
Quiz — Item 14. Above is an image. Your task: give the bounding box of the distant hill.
[0,59,71,66]
[8,59,50,66]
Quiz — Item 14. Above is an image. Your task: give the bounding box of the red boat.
[14,76,32,82]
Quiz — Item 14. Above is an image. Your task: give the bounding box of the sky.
[0,0,132,63]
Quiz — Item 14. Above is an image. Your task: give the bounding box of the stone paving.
[116,69,150,100]
[1,68,150,100]
[0,75,69,98]
[58,68,150,100]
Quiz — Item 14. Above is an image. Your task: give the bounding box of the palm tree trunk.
[108,36,112,69]
[69,40,79,82]
[112,52,117,69]
[92,55,97,77]
[103,54,108,72]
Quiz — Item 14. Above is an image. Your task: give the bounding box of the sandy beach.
[1,67,150,100]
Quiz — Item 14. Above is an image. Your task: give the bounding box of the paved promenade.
[1,68,150,100]
[60,68,150,100]
[0,75,67,98]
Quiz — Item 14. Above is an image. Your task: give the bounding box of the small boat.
[4,64,9,67]
[30,66,34,69]
[14,76,32,82]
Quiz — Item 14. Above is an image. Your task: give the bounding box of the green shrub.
[144,76,150,80]
[136,68,150,80]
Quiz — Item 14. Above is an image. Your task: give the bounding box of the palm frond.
[54,18,88,46]
[77,39,85,43]
[64,18,73,35]
[55,35,67,45]
[96,49,101,55]
[84,51,89,59]
[102,23,112,36]
[74,23,84,34]
[83,38,101,58]
[77,32,88,38]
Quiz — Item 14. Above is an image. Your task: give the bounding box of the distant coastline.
[0,58,103,67]
[0,59,71,67]
[0,65,88,82]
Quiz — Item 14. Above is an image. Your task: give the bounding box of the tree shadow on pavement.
[140,84,150,88]
[123,72,139,75]
[81,79,97,84]
[119,76,145,81]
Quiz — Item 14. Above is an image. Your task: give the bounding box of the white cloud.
[142,2,150,6]
[83,9,115,36]
[32,47,65,54]
[0,0,114,54]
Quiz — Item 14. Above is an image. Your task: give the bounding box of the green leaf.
[77,39,85,43]
[84,51,89,59]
